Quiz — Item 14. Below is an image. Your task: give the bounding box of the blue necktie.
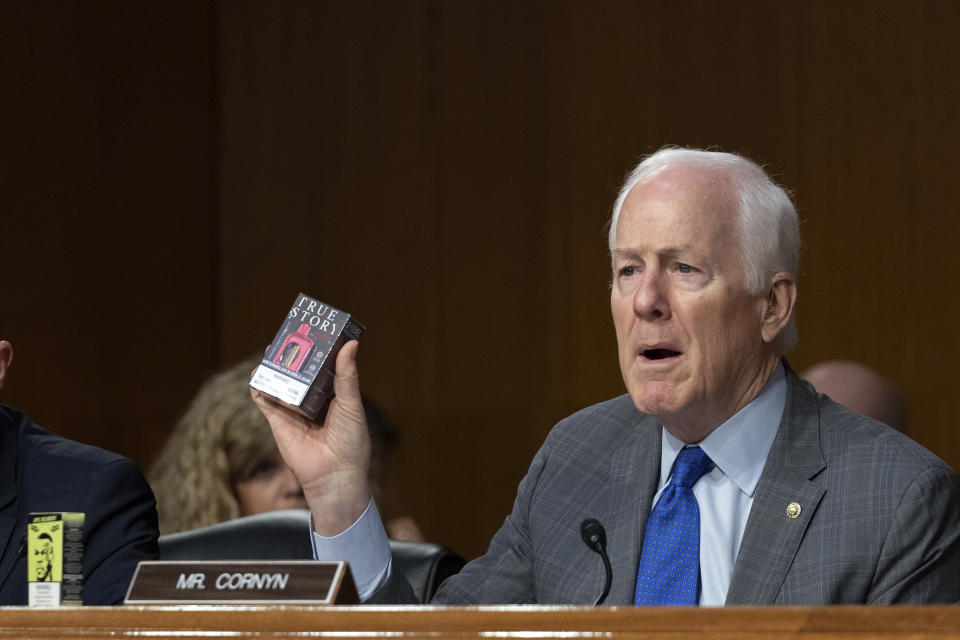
[634,446,714,606]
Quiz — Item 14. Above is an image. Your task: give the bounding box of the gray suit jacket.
[373,363,959,604]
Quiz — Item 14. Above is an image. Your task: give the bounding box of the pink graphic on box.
[273,323,316,372]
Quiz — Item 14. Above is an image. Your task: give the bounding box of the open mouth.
[642,348,681,361]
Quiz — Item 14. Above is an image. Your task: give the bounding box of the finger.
[250,386,313,434]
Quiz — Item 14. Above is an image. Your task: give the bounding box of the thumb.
[331,340,362,414]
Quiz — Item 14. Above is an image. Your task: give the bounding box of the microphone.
[580,518,612,606]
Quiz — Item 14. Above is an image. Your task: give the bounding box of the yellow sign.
[27,512,84,606]
[28,517,63,583]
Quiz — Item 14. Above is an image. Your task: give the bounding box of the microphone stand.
[580,518,612,606]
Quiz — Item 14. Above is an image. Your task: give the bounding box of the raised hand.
[251,340,372,535]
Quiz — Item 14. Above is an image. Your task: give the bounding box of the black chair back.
[158,509,464,602]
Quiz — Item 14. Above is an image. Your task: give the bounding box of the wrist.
[303,473,373,536]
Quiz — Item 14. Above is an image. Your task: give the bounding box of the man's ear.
[761,273,797,344]
[0,340,13,391]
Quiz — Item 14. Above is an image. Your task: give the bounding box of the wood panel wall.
[3,1,959,560]
[0,1,216,457]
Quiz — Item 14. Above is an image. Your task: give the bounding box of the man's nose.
[633,271,670,320]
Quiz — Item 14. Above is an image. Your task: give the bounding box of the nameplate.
[124,560,358,604]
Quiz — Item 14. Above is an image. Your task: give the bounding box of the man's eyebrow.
[611,246,694,259]
[611,248,641,260]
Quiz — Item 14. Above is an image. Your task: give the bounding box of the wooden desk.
[0,605,957,639]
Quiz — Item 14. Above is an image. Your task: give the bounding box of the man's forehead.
[627,163,735,203]
[613,166,742,268]
[620,165,737,225]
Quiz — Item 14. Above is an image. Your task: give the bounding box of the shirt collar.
[659,361,786,497]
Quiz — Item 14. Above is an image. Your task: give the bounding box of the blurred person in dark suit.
[802,360,908,434]
[0,339,159,605]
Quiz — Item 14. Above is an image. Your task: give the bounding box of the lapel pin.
[786,502,801,519]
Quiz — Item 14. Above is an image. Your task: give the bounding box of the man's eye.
[619,266,637,277]
[675,263,695,274]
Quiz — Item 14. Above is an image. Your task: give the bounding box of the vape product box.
[250,293,365,421]
[27,512,84,607]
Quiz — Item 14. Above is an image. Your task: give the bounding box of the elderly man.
[254,148,960,605]
[0,339,159,604]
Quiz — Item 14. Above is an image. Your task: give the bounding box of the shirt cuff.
[310,498,393,601]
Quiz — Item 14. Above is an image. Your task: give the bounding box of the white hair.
[608,147,800,350]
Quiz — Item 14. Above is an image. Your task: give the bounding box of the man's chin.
[628,384,681,418]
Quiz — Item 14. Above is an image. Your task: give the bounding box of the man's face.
[34,541,53,579]
[610,165,770,438]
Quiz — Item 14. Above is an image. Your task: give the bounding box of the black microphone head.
[580,518,606,552]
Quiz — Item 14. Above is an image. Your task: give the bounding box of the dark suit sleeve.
[79,457,159,605]
[364,565,419,603]
[366,445,547,605]
[869,465,960,604]
[429,445,546,604]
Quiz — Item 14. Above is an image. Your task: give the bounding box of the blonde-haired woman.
[150,358,423,541]
[150,358,307,534]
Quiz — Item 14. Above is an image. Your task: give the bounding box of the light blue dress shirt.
[655,362,785,605]
[314,363,786,603]
[310,498,394,599]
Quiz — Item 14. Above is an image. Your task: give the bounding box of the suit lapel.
[604,412,661,605]
[725,363,826,605]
